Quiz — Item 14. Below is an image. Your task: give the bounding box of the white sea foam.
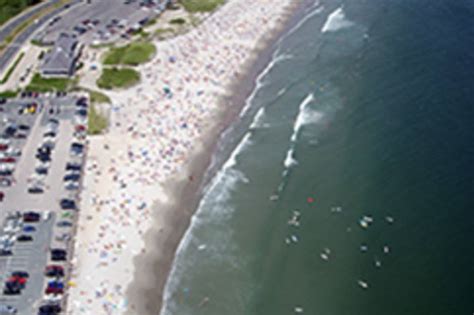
[321,7,354,33]
[240,52,293,118]
[223,131,253,169]
[290,93,322,142]
[284,148,298,168]
[249,107,268,129]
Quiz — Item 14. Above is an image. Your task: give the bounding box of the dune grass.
[179,0,225,12]
[96,68,140,90]
[88,104,108,135]
[25,73,73,92]
[103,42,156,66]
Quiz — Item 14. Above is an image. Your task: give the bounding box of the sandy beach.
[67,1,302,314]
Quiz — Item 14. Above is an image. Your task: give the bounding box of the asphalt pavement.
[0,0,82,73]
[1,94,85,314]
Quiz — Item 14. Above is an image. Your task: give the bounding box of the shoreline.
[67,1,315,314]
[125,1,316,314]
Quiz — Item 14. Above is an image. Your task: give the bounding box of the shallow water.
[161,0,474,314]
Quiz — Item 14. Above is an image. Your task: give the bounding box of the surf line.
[271,93,316,200]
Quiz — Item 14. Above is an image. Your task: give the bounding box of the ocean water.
[161,0,474,314]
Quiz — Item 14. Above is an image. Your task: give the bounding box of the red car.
[7,276,27,288]
[0,157,15,163]
[0,144,8,151]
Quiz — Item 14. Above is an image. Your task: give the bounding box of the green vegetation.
[170,18,186,25]
[89,90,111,104]
[0,0,66,53]
[179,0,225,12]
[88,104,108,135]
[155,27,174,38]
[31,39,49,47]
[25,73,73,92]
[103,42,156,66]
[0,52,24,84]
[0,0,41,26]
[0,90,18,98]
[97,68,140,90]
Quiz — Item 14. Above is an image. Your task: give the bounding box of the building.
[40,33,82,78]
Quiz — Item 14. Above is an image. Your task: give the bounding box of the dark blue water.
[162,1,474,314]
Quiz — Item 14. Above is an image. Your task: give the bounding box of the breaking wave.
[321,7,354,33]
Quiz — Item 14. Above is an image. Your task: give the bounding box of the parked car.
[60,199,76,210]
[45,281,64,295]
[66,162,81,171]
[38,303,61,315]
[56,220,73,228]
[16,235,33,242]
[45,265,64,278]
[50,249,66,261]
[22,225,36,233]
[63,173,80,182]
[23,211,40,222]
[11,271,29,279]
[3,281,21,295]
[0,191,3,202]
[0,304,17,314]
[0,177,12,187]
[28,186,44,194]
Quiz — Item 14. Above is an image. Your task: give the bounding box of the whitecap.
[321,7,354,33]
[284,148,298,168]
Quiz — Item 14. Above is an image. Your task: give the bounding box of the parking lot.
[0,93,88,314]
[35,0,169,45]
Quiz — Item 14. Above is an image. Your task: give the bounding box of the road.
[0,0,61,43]
[0,0,82,73]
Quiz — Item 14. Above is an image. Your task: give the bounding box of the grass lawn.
[0,0,41,26]
[0,90,18,98]
[103,42,156,66]
[25,73,73,92]
[0,52,24,84]
[179,0,225,12]
[96,68,140,90]
[89,90,111,104]
[88,104,108,135]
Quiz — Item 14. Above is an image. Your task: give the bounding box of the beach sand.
[67,1,303,314]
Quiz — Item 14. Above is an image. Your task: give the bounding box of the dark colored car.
[3,281,21,295]
[56,220,73,228]
[18,124,30,131]
[36,167,48,175]
[16,235,33,242]
[28,186,44,194]
[38,303,61,315]
[11,271,29,278]
[75,109,87,117]
[50,249,66,261]
[0,248,12,256]
[70,143,84,154]
[60,199,76,210]
[45,265,64,278]
[65,163,81,171]
[43,131,56,138]
[23,212,40,222]
[0,169,12,176]
[63,173,80,182]
[0,191,4,202]
[22,225,36,233]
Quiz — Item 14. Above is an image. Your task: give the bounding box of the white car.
[0,304,17,314]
